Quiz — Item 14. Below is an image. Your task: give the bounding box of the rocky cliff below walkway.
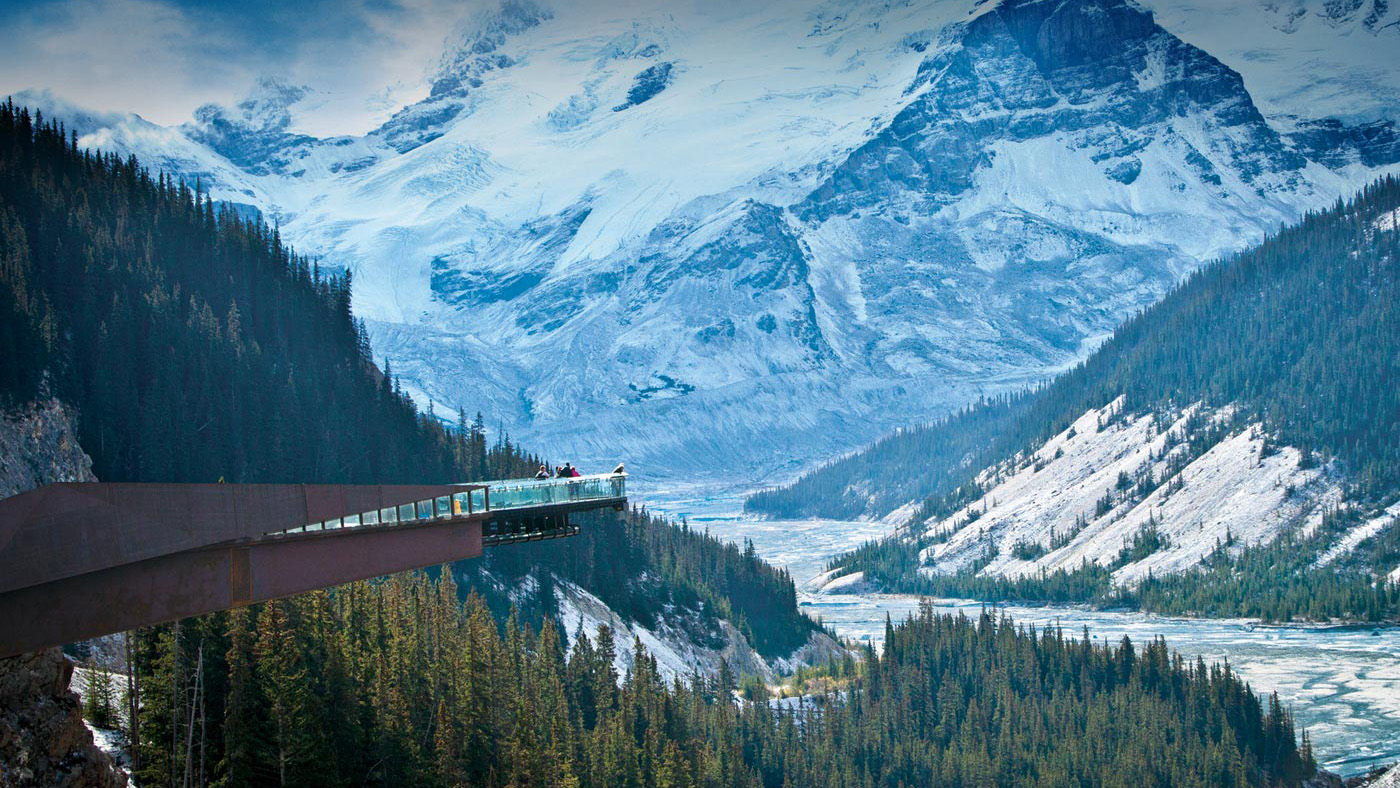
[0,400,125,788]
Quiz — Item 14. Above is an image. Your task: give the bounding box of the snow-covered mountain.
[21,0,1400,478]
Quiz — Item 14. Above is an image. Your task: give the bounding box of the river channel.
[640,481,1400,777]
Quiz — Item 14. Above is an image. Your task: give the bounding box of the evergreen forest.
[126,585,1315,788]
[755,176,1400,621]
[0,100,1321,788]
[751,176,1400,522]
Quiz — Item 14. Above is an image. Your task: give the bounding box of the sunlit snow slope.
[24,0,1400,477]
[911,400,1343,586]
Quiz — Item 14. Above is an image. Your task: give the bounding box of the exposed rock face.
[0,399,95,499]
[0,400,124,788]
[186,77,319,176]
[0,650,126,788]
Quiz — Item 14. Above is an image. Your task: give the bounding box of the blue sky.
[0,0,490,135]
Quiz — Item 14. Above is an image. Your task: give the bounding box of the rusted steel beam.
[0,481,624,658]
[0,517,484,658]
[0,482,484,595]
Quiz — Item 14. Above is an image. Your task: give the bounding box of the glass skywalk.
[271,473,627,537]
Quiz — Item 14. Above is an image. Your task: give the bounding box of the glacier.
[18,0,1400,479]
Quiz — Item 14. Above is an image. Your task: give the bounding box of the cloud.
[0,0,497,136]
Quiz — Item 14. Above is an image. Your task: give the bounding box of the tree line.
[0,98,533,484]
[124,577,1314,788]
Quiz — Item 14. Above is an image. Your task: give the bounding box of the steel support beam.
[0,480,625,658]
[0,517,484,657]
[0,482,483,595]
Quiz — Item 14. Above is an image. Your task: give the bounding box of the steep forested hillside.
[465,508,814,660]
[0,100,818,664]
[0,99,506,484]
[755,177,1400,620]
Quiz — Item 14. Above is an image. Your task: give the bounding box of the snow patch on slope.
[919,400,1341,584]
[1142,0,1400,124]
[71,666,136,784]
[1316,502,1400,567]
[553,577,841,683]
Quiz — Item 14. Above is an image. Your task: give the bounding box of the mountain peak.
[187,77,317,174]
[193,77,311,136]
[984,0,1161,69]
[429,0,553,99]
[371,0,553,153]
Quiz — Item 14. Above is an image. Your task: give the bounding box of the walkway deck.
[0,474,625,657]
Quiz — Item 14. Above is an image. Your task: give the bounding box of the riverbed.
[639,480,1400,777]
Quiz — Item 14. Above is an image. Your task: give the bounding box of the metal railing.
[269,473,626,537]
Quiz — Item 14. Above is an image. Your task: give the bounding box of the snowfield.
[902,400,1346,585]
[552,576,845,683]
[812,396,1399,593]
[18,0,1400,478]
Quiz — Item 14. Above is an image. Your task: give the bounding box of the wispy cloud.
[0,0,495,136]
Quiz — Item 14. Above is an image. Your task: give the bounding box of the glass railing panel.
[267,475,622,538]
[484,474,626,511]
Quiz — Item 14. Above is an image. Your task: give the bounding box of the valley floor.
[637,482,1400,778]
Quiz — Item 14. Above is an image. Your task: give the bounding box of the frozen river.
[640,480,1400,778]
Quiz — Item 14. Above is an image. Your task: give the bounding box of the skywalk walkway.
[0,474,626,657]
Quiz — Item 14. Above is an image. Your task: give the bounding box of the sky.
[0,0,494,136]
[6,0,1400,140]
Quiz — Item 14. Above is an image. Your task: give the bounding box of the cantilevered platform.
[0,474,625,657]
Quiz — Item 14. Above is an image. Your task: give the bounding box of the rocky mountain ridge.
[19,0,1400,479]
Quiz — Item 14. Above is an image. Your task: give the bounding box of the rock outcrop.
[0,399,125,788]
[0,650,126,788]
[0,399,94,499]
